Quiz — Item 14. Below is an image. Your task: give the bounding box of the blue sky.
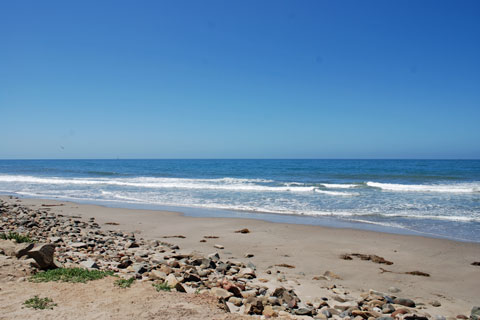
[1,0,479,159]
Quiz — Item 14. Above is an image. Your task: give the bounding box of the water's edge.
[3,191,477,244]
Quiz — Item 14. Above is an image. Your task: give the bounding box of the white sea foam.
[320,183,359,189]
[314,189,359,196]
[0,175,316,193]
[366,181,480,193]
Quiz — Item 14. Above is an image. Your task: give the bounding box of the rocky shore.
[0,197,479,320]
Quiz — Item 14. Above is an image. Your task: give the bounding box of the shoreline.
[2,192,476,244]
[1,195,479,317]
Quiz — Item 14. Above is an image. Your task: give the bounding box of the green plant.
[0,231,32,243]
[30,268,114,283]
[114,277,135,288]
[23,295,57,310]
[152,281,171,292]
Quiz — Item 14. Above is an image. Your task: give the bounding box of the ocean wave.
[366,181,480,193]
[0,175,315,193]
[320,183,359,189]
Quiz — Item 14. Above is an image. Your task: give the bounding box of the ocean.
[0,159,479,242]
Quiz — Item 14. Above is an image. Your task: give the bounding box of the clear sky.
[1,0,479,159]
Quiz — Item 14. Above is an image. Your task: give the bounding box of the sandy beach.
[1,195,479,319]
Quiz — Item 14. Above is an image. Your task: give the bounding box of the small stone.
[70,242,88,249]
[263,305,277,317]
[391,309,410,318]
[211,287,233,299]
[430,300,441,307]
[393,297,416,308]
[295,308,313,316]
[80,260,99,269]
[213,244,224,249]
[149,270,167,281]
[244,253,254,258]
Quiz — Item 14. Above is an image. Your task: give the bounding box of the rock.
[263,305,277,317]
[228,296,243,306]
[213,244,224,249]
[174,282,186,293]
[382,304,395,314]
[235,228,250,234]
[393,297,416,308]
[391,309,410,318]
[211,287,233,299]
[132,263,147,274]
[70,242,88,249]
[322,309,332,318]
[244,253,254,258]
[26,243,56,269]
[238,267,255,278]
[296,308,314,316]
[80,260,99,269]
[434,316,446,320]
[165,274,179,287]
[183,272,201,282]
[471,307,480,320]
[377,317,394,320]
[150,270,167,281]
[226,301,242,314]
[430,300,441,307]
[0,239,17,256]
[49,236,62,243]
[208,252,220,261]
[404,315,428,320]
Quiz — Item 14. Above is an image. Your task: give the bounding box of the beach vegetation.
[114,277,135,288]
[152,281,171,292]
[0,231,33,243]
[23,295,57,310]
[30,268,114,283]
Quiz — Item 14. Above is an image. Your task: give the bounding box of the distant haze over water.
[0,159,479,242]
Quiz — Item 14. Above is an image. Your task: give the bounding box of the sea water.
[0,159,478,242]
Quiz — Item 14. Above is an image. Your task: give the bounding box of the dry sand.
[1,196,479,319]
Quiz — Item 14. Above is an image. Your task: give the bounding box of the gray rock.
[132,263,147,274]
[471,307,480,320]
[211,287,233,299]
[382,304,395,314]
[70,242,88,249]
[430,300,442,307]
[207,252,220,261]
[295,308,313,316]
[80,260,99,269]
[322,309,332,318]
